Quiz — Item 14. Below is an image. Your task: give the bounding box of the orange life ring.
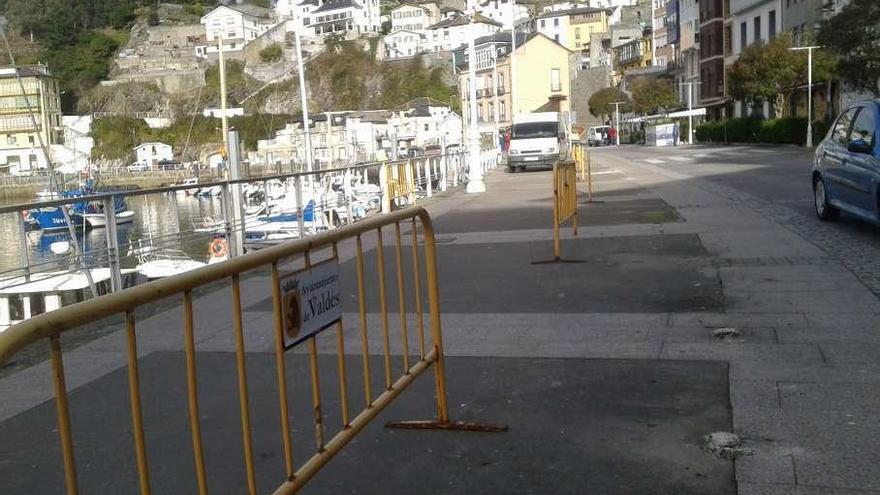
[209,238,228,258]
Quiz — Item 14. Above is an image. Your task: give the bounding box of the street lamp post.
[679,81,701,145]
[790,45,821,148]
[466,19,485,193]
[610,101,626,146]
[294,17,314,172]
[509,0,517,116]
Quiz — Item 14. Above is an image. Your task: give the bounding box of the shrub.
[259,43,284,63]
[696,116,823,146]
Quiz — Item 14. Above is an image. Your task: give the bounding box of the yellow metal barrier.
[381,160,416,213]
[0,207,505,495]
[533,160,581,264]
[572,143,593,201]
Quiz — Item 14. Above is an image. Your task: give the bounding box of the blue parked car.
[813,99,880,223]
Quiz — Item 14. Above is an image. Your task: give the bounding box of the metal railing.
[572,143,593,201]
[533,160,579,264]
[0,152,470,298]
[0,206,505,494]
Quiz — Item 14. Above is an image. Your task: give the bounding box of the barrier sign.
[280,258,342,346]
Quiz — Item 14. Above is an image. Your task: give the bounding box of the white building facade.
[310,0,381,38]
[200,4,279,55]
[427,13,502,52]
[383,29,428,59]
[727,0,783,117]
[133,142,173,169]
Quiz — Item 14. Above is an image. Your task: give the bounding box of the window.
[554,18,559,26]
[28,135,34,145]
[540,19,545,28]
[575,27,581,39]
[554,34,559,42]
[740,22,746,51]
[550,68,561,91]
[832,108,858,147]
[500,101,506,120]
[850,107,876,148]
[768,10,776,39]
[753,16,761,43]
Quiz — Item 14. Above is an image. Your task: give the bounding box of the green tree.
[629,77,678,115]
[818,0,880,95]
[728,33,835,117]
[588,87,630,122]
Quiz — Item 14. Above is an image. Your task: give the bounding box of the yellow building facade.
[458,34,573,130]
[0,66,62,173]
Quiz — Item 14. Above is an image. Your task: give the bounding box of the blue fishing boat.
[27,181,134,232]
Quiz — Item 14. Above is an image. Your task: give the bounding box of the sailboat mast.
[218,35,229,178]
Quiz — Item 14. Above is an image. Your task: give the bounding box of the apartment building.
[699,0,725,115]
[458,33,574,130]
[0,66,62,174]
[309,0,381,39]
[725,0,783,117]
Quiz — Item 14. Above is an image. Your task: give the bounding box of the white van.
[507,112,569,172]
[586,125,611,146]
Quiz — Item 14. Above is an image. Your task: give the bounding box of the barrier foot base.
[531,258,585,265]
[385,419,509,433]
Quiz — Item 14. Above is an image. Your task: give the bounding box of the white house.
[470,0,530,27]
[310,0,381,39]
[390,3,439,32]
[133,142,173,169]
[387,98,463,151]
[275,0,322,34]
[382,29,428,59]
[199,4,278,56]
[426,12,502,52]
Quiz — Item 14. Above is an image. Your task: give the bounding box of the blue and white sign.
[280,258,342,347]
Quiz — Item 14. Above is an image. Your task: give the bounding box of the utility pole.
[611,101,626,146]
[509,0,517,116]
[492,48,500,151]
[294,18,314,171]
[650,0,657,66]
[466,18,485,193]
[790,46,820,148]
[218,35,229,169]
[679,81,701,145]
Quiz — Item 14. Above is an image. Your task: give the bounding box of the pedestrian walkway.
[2,150,879,494]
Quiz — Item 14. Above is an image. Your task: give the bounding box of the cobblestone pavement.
[609,144,880,298]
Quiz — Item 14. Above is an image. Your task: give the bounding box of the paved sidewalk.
[2,149,879,494]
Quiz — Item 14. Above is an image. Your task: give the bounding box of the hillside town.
[2,1,880,494]
[0,0,867,176]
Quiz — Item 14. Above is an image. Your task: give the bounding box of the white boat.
[79,210,135,228]
[0,268,139,332]
[135,250,206,280]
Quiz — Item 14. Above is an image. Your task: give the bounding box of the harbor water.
[0,194,227,276]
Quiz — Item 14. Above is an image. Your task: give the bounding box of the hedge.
[695,117,830,146]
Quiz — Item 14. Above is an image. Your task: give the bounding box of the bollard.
[380,162,391,214]
[424,158,432,197]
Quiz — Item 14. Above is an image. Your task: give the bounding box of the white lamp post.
[466,19,485,193]
[294,16,314,171]
[509,0,517,116]
[679,81,701,145]
[611,101,626,146]
[790,45,820,148]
